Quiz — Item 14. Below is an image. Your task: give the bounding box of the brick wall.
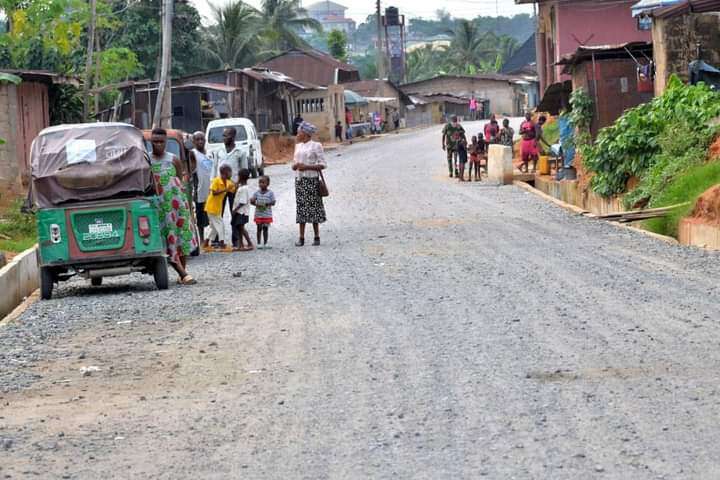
[653,12,720,96]
[0,84,20,202]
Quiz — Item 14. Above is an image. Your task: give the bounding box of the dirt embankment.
[691,184,720,224]
[261,133,296,165]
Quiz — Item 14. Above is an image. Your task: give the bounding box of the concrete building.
[294,85,346,142]
[650,0,720,95]
[516,0,651,95]
[305,1,356,35]
[400,74,534,117]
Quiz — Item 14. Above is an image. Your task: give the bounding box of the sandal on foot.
[295,238,305,247]
[312,237,320,246]
[179,275,197,285]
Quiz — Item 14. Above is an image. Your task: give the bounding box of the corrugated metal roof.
[421,94,468,105]
[0,69,80,86]
[401,73,520,89]
[557,41,653,71]
[652,0,720,17]
[344,89,368,105]
[258,48,359,86]
[174,82,236,93]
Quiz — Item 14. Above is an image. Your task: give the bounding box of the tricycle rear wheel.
[153,257,169,290]
[40,267,54,300]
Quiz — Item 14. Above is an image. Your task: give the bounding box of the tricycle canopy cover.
[31,123,153,208]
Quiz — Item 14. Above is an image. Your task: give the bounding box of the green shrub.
[644,161,720,237]
[624,120,717,208]
[584,76,720,197]
[0,198,36,240]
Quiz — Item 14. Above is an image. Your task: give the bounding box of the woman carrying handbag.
[292,121,328,246]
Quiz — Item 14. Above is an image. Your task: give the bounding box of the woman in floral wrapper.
[150,128,198,285]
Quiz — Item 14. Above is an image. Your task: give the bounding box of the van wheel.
[153,257,169,290]
[250,167,258,178]
[91,277,103,286]
[40,267,54,300]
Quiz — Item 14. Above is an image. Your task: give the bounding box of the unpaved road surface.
[2,124,720,479]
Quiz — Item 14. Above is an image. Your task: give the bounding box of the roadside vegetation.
[0,200,36,254]
[644,162,720,237]
[579,76,720,237]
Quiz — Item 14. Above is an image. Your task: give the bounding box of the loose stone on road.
[2,123,720,479]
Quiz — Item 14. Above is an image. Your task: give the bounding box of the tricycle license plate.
[88,223,113,234]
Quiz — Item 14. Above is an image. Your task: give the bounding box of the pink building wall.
[538,0,651,93]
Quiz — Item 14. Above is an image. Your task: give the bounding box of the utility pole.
[375,0,384,79]
[153,0,172,128]
[82,0,97,121]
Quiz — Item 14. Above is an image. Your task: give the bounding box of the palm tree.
[259,0,322,53]
[450,20,497,74]
[203,1,261,69]
[406,44,448,82]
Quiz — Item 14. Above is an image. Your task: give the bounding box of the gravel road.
[2,123,720,479]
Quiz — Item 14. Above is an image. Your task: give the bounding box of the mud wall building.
[651,0,720,95]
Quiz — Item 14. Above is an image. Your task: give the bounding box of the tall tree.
[259,0,321,52]
[108,0,202,79]
[202,0,261,69]
[327,29,348,63]
[450,20,496,73]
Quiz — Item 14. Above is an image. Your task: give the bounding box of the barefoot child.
[231,168,254,251]
[251,175,276,249]
[457,137,469,182]
[204,164,234,250]
[468,136,482,181]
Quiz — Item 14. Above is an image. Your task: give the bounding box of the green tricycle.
[30,122,169,299]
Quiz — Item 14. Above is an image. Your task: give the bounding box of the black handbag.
[318,170,329,197]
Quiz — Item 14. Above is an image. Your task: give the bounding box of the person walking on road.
[293,121,327,247]
[442,115,465,178]
[520,113,539,173]
[292,113,304,136]
[150,128,198,285]
[190,131,212,245]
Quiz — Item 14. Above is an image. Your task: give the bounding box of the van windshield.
[208,125,248,144]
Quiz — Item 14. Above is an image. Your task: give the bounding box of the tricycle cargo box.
[31,123,153,208]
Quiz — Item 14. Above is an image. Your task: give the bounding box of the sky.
[191,0,535,24]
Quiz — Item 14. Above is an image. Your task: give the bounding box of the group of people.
[441,114,515,182]
[147,120,328,286]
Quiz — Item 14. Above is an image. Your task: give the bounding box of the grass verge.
[644,161,720,237]
[0,199,36,254]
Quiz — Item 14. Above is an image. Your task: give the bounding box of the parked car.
[31,123,169,299]
[205,118,264,178]
[142,129,200,256]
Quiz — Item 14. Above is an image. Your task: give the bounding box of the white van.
[205,118,264,178]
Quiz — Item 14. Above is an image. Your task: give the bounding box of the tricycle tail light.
[50,224,61,244]
[138,216,151,237]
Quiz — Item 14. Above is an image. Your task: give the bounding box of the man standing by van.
[210,127,247,245]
